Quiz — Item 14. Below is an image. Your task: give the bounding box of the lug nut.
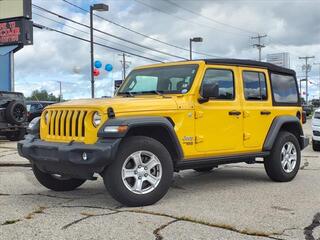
[138,176,142,179]
[138,165,141,168]
[144,173,148,177]
[134,171,137,174]
[144,167,148,170]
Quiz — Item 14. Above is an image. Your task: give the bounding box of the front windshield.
[117,64,198,95]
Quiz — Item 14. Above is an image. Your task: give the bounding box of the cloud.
[13,0,320,99]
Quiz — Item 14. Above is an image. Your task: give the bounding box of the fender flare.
[263,116,303,151]
[98,116,184,161]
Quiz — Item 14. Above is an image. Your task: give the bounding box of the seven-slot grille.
[46,109,88,140]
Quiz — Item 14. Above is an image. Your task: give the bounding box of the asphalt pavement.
[0,121,319,240]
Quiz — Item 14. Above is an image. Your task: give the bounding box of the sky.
[14,0,320,100]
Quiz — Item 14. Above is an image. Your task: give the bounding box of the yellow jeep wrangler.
[18,59,309,206]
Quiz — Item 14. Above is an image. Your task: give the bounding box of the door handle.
[229,110,241,116]
[260,110,271,115]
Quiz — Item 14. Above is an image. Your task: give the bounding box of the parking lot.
[0,121,319,240]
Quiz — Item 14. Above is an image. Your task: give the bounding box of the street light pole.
[90,3,109,99]
[90,6,94,99]
[189,37,203,60]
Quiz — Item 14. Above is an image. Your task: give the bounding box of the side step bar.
[175,152,270,170]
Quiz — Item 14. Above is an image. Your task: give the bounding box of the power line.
[134,0,249,38]
[62,0,221,58]
[33,23,164,63]
[32,4,188,60]
[163,0,257,35]
[33,11,169,62]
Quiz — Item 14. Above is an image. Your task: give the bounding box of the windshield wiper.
[138,90,171,98]
[118,91,135,97]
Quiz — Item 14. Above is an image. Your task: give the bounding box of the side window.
[243,71,267,100]
[270,73,299,104]
[200,69,234,100]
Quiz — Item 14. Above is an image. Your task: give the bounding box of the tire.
[194,167,214,172]
[6,128,26,141]
[5,101,27,125]
[32,164,86,191]
[264,131,301,182]
[312,141,320,152]
[103,136,173,207]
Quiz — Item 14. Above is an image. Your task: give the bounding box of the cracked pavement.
[0,121,319,240]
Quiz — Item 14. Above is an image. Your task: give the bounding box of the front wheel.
[264,131,301,182]
[103,136,173,207]
[32,164,86,191]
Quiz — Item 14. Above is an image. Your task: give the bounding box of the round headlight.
[92,112,101,127]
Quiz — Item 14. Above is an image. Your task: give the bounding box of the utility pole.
[57,81,62,102]
[119,53,131,80]
[314,62,320,99]
[251,34,267,61]
[299,56,315,103]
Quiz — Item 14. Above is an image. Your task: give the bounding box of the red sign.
[0,19,33,46]
[0,21,21,44]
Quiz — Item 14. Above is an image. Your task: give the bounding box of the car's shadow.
[22,165,271,209]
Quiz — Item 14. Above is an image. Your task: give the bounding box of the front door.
[195,66,243,155]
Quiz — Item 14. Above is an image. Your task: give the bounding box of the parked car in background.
[0,91,27,141]
[302,104,313,116]
[312,108,320,151]
[26,101,55,122]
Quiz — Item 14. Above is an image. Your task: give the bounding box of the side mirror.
[198,83,219,103]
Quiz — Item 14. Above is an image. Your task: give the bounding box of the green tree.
[27,90,61,102]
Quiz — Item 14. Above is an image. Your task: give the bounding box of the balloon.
[105,64,113,72]
[93,68,100,77]
[94,60,102,69]
[72,66,81,74]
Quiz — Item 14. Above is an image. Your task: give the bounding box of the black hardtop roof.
[203,59,296,76]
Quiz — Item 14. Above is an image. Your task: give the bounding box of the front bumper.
[18,135,121,179]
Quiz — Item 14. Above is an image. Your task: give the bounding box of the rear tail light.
[302,111,307,124]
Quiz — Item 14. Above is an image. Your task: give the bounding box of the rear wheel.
[264,131,301,182]
[32,164,86,191]
[103,136,173,207]
[312,141,320,152]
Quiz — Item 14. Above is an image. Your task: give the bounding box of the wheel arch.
[98,116,184,164]
[263,116,304,151]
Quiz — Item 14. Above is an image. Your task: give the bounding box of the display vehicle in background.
[0,91,27,141]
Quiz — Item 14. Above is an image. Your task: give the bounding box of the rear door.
[240,67,274,150]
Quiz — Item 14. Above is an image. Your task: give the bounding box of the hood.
[46,96,178,114]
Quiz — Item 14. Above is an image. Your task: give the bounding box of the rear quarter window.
[270,73,299,104]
